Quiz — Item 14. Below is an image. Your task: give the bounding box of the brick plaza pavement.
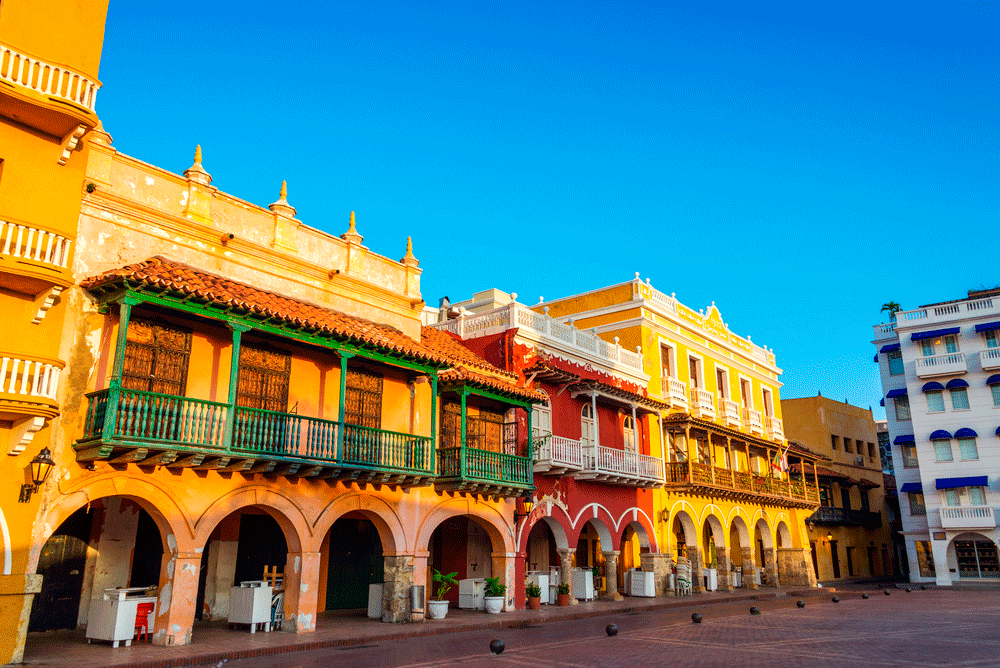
[22,587,825,668]
[193,588,1000,668]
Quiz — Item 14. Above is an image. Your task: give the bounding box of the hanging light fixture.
[19,447,55,503]
[515,494,535,527]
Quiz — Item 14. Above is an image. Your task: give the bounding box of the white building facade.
[873,288,1000,585]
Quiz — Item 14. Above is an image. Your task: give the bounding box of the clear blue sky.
[97,1,999,419]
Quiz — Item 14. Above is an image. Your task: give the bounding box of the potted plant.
[556,581,571,606]
[525,581,542,610]
[484,576,506,614]
[427,569,457,620]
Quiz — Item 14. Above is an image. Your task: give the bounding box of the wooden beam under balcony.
[138,451,178,467]
[166,453,207,468]
[108,448,149,465]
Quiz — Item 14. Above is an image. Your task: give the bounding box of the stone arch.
[30,474,191,572]
[946,532,1000,580]
[754,517,774,549]
[313,492,405,554]
[192,485,310,553]
[519,512,570,553]
[615,507,656,552]
[667,505,698,555]
[729,515,751,549]
[415,496,512,555]
[569,503,621,550]
[701,509,727,549]
[775,521,793,549]
[576,516,615,552]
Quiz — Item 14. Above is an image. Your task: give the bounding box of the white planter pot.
[484,596,504,614]
[427,600,450,620]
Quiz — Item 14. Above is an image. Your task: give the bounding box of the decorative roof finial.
[401,235,419,267]
[184,144,212,185]
[268,179,296,216]
[341,210,364,244]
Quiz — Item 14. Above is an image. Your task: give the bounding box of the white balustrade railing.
[981,348,1000,370]
[940,506,996,529]
[887,297,999,329]
[1,42,99,112]
[586,444,663,483]
[537,434,584,469]
[872,322,897,338]
[661,376,688,407]
[1,220,73,269]
[745,408,763,434]
[433,303,644,373]
[915,352,967,377]
[766,416,784,441]
[721,398,741,426]
[690,387,715,417]
[0,355,61,400]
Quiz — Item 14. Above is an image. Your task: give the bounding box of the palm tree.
[880,301,902,321]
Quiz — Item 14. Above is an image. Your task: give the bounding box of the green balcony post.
[460,387,468,478]
[103,294,141,441]
[223,321,251,451]
[525,406,532,485]
[338,351,355,462]
[430,374,437,474]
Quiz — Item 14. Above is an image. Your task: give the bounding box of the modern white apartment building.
[873,288,1000,585]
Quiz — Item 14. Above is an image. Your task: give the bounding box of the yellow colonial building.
[537,277,821,592]
[1,1,109,663]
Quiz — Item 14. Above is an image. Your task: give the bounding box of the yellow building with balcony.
[537,275,820,593]
[0,1,109,663]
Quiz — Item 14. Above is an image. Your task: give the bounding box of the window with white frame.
[887,349,904,375]
[902,444,918,467]
[920,339,934,357]
[580,402,595,448]
[715,366,729,400]
[908,492,926,515]
[991,381,1000,407]
[894,396,911,421]
[926,390,945,413]
[761,387,774,417]
[688,355,702,388]
[950,387,970,410]
[623,414,637,451]
[933,439,954,462]
[532,392,552,439]
[660,343,675,379]
[986,330,999,348]
[969,486,986,505]
[920,334,958,357]
[958,437,979,460]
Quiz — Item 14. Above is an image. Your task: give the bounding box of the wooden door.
[28,508,93,632]
[325,519,383,610]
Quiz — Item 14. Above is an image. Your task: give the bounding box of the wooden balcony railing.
[436,446,532,487]
[663,459,820,506]
[577,444,663,486]
[78,388,434,478]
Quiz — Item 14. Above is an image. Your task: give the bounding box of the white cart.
[526,571,550,604]
[571,568,594,601]
[703,567,718,591]
[629,570,656,597]
[229,580,273,633]
[458,578,485,610]
[86,587,157,647]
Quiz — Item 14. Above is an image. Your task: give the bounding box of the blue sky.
[97,1,999,418]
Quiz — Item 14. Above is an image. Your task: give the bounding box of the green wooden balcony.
[76,387,434,486]
[435,446,533,497]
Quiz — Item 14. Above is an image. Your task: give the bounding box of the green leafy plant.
[557,581,570,595]
[880,301,902,321]
[525,582,542,598]
[432,569,458,601]
[592,565,600,578]
[484,576,506,597]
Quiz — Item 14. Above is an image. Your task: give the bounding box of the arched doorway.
[670,509,699,591]
[575,519,615,597]
[525,517,562,574]
[426,515,499,605]
[949,533,1000,580]
[702,513,727,590]
[29,497,166,633]
[754,518,776,586]
[322,515,383,611]
[196,506,289,621]
[618,521,651,591]
[730,516,752,588]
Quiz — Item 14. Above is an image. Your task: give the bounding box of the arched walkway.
[729,515,754,589]
[669,508,701,592]
[702,512,728,591]
[754,518,776,586]
[575,518,620,600]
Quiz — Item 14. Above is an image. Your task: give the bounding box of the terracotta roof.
[438,367,547,402]
[81,256,453,365]
[421,326,513,377]
[421,327,545,402]
[523,359,581,384]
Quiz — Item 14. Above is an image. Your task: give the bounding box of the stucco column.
[686,546,704,593]
[777,548,815,587]
[762,547,778,586]
[0,573,42,664]
[282,551,320,633]
[741,546,758,590]
[715,547,732,591]
[600,551,624,601]
[557,548,578,605]
[411,550,429,621]
[382,554,414,623]
[931,539,952,587]
[491,552,517,611]
[152,552,200,646]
